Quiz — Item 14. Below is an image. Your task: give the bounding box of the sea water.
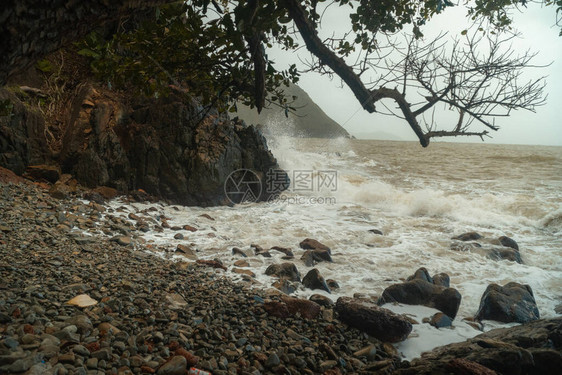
[105,136,562,359]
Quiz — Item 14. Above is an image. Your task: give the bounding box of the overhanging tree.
[49,1,562,146]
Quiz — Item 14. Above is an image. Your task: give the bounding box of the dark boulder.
[368,229,383,235]
[312,249,332,262]
[299,238,331,253]
[269,246,294,258]
[301,250,315,267]
[379,268,461,319]
[335,297,412,343]
[452,232,482,241]
[406,267,433,283]
[300,249,332,267]
[429,312,453,328]
[475,282,539,323]
[326,279,340,290]
[499,236,519,250]
[264,263,301,282]
[396,317,562,375]
[302,269,331,293]
[451,239,523,264]
[432,273,450,288]
[25,164,60,183]
[487,247,522,263]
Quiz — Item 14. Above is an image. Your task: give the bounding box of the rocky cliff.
[0,62,285,206]
[235,83,350,138]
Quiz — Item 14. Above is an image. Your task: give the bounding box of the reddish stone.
[183,225,197,232]
[85,341,100,352]
[263,296,321,320]
[168,341,180,351]
[175,348,199,367]
[263,301,290,319]
[23,324,34,334]
[140,365,155,373]
[93,186,118,199]
[282,295,321,319]
[0,167,26,184]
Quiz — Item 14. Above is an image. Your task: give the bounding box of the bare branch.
[282,1,547,147]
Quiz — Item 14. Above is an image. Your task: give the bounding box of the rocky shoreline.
[1,178,561,374]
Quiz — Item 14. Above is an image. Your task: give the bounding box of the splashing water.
[104,128,562,359]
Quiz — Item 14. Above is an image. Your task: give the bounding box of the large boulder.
[302,268,331,293]
[335,297,412,343]
[264,263,301,282]
[499,236,519,250]
[450,234,523,264]
[475,282,539,323]
[396,318,562,375]
[378,268,461,319]
[299,238,331,253]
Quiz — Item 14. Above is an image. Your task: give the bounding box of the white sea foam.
[98,136,561,360]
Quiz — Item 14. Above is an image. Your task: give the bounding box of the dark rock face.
[1,84,286,206]
[264,263,301,282]
[302,269,331,293]
[396,318,562,375]
[335,297,412,343]
[55,86,284,205]
[475,282,539,323]
[379,268,461,319]
[0,89,49,175]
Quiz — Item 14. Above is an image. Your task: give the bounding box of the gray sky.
[269,3,562,146]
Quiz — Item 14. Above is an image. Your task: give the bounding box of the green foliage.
[36,59,54,73]
[75,3,299,111]
[74,0,560,114]
[468,0,562,35]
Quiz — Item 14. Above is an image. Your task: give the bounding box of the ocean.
[106,137,562,359]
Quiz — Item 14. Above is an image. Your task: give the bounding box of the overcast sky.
[268,2,562,146]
